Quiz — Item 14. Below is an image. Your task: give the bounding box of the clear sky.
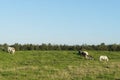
[0,0,120,45]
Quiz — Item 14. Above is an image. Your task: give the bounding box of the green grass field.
[0,50,120,80]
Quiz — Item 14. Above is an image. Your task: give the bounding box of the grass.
[0,50,120,80]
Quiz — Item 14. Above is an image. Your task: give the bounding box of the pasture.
[0,50,120,80]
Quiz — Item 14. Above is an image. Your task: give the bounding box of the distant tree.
[97,43,108,51]
[13,43,20,51]
[110,44,118,51]
[62,44,69,50]
[29,44,34,50]
[34,44,40,50]
[116,45,120,51]
[2,43,8,52]
[53,45,61,50]
[41,43,48,50]
[48,43,53,50]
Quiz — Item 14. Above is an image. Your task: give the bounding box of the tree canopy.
[0,43,120,51]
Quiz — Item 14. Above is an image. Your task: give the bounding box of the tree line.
[0,43,120,51]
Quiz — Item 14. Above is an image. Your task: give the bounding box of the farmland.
[0,50,120,80]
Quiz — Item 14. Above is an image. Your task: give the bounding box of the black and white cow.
[78,50,94,60]
[78,50,89,58]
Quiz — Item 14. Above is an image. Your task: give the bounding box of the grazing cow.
[8,47,15,54]
[99,55,109,61]
[78,50,89,59]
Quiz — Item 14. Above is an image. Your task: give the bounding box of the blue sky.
[0,0,120,45]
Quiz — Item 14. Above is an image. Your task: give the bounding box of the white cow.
[99,55,109,61]
[8,47,15,54]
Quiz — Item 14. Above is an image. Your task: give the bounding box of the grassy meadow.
[0,50,120,80]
